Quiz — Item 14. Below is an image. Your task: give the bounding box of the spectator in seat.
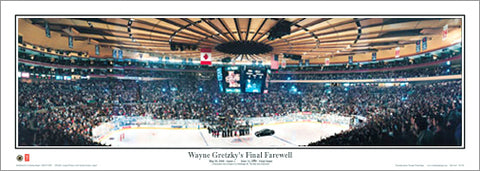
[415,117,434,145]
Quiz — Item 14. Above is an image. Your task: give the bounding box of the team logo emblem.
[16,155,23,162]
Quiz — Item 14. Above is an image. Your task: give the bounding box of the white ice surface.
[100,122,349,147]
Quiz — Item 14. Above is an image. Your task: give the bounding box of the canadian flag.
[442,24,448,41]
[325,58,330,66]
[200,48,212,65]
[395,47,400,58]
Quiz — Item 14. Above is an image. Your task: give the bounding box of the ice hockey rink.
[98,122,350,147]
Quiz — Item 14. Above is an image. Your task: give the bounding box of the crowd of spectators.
[281,48,460,72]
[18,72,462,146]
[18,61,460,85]
[18,45,461,80]
[308,81,462,146]
[19,59,460,85]
[17,42,462,146]
[273,64,461,80]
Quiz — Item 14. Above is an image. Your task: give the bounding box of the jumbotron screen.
[216,66,268,93]
[222,66,242,93]
[244,67,266,93]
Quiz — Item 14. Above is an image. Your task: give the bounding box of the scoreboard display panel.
[223,66,242,93]
[244,67,266,93]
[216,68,224,92]
[216,66,269,93]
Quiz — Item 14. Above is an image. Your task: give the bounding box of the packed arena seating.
[281,48,460,72]
[18,59,459,81]
[18,43,460,75]
[18,71,462,146]
[17,42,462,146]
[307,81,462,146]
[273,65,461,80]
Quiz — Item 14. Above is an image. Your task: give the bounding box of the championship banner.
[422,37,427,50]
[271,54,279,69]
[95,45,100,55]
[416,40,421,53]
[118,49,123,59]
[305,59,310,66]
[252,60,257,66]
[200,48,212,65]
[188,58,193,64]
[165,56,170,63]
[182,58,186,65]
[372,52,377,61]
[348,56,353,64]
[325,58,330,66]
[281,59,287,68]
[442,24,448,41]
[299,59,303,67]
[68,36,73,48]
[395,47,400,58]
[112,49,117,59]
[45,22,50,38]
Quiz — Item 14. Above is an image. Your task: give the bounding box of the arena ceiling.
[27,17,462,62]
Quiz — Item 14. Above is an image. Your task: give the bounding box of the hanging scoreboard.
[244,67,266,93]
[216,66,268,94]
[222,66,242,93]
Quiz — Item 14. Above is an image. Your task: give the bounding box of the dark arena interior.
[17,17,462,147]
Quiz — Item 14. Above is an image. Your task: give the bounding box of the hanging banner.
[395,47,400,58]
[348,56,353,64]
[416,40,421,53]
[112,49,117,59]
[45,22,51,38]
[188,58,193,64]
[118,50,123,59]
[298,59,303,67]
[271,54,279,69]
[422,37,427,50]
[372,52,377,61]
[200,48,212,65]
[325,58,330,66]
[305,59,310,66]
[182,58,187,65]
[442,24,448,41]
[68,36,73,48]
[95,45,100,55]
[281,59,287,68]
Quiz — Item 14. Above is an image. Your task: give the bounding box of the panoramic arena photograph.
[16,17,463,148]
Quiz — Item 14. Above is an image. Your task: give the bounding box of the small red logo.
[203,54,209,60]
[24,154,30,162]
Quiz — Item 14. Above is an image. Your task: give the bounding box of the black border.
[14,14,466,150]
